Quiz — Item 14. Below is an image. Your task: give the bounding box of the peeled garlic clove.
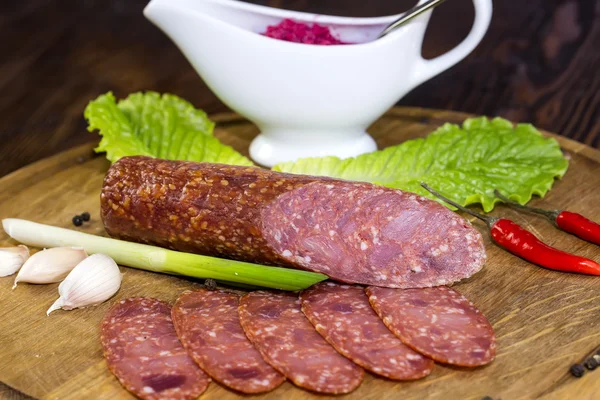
[0,245,30,277]
[47,253,121,315]
[13,247,88,288]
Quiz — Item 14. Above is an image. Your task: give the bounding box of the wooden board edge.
[0,107,599,400]
[0,143,99,204]
[0,382,33,400]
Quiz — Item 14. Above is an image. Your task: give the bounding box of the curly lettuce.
[84,92,253,166]
[84,91,568,212]
[274,117,569,211]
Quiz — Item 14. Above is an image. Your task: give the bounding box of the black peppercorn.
[81,212,90,222]
[204,278,217,290]
[72,215,83,227]
[570,363,585,377]
[482,396,493,400]
[584,357,598,370]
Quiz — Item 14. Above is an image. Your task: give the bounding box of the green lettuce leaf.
[84,92,254,166]
[273,117,569,211]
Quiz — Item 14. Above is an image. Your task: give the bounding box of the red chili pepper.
[494,190,600,246]
[491,219,600,275]
[555,212,600,245]
[421,183,600,276]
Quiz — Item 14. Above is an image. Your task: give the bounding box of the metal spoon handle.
[378,0,448,38]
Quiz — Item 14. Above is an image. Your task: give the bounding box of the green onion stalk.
[2,219,327,291]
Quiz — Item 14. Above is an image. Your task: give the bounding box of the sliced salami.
[102,157,486,289]
[366,286,496,367]
[100,298,210,400]
[300,282,434,380]
[171,289,285,393]
[238,291,364,394]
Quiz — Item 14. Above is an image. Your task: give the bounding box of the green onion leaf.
[2,219,326,291]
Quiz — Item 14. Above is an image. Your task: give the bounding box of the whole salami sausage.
[366,286,496,367]
[100,298,210,400]
[171,289,285,393]
[300,282,434,380]
[238,291,364,394]
[101,156,486,288]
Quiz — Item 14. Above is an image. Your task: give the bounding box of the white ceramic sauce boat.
[144,0,492,167]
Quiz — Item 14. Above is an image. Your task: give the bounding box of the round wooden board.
[0,107,599,400]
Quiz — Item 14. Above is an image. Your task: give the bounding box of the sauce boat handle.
[411,0,492,87]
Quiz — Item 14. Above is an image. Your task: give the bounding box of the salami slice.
[300,282,434,380]
[171,289,285,393]
[100,298,210,400]
[366,286,496,367]
[101,157,486,288]
[238,291,364,394]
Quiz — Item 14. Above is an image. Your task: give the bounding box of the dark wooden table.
[0,1,598,398]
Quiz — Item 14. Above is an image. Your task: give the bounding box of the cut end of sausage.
[262,182,487,288]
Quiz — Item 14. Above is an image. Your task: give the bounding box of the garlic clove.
[47,253,122,315]
[13,247,88,289]
[0,245,30,277]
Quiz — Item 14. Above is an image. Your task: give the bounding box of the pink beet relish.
[263,19,350,45]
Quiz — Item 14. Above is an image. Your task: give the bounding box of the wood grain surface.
[0,108,599,400]
[1,0,599,179]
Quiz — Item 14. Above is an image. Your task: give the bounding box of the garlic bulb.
[47,253,122,315]
[13,247,88,288]
[0,245,30,277]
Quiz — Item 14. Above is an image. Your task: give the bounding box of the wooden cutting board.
[1,107,599,400]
